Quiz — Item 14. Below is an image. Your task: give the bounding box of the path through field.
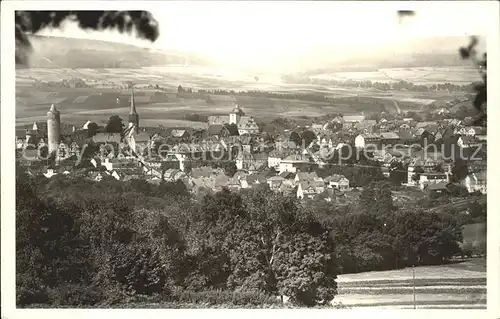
[333,258,486,309]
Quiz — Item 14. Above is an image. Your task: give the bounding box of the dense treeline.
[281,76,479,93]
[17,172,472,308]
[16,172,336,307]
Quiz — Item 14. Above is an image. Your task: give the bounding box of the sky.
[36,1,491,71]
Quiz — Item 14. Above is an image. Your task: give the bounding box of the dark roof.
[16,129,27,138]
[397,130,414,141]
[380,132,400,140]
[134,132,151,143]
[246,173,267,185]
[171,129,188,138]
[421,173,448,180]
[208,124,225,135]
[60,123,75,136]
[426,182,449,191]
[325,174,348,183]
[93,133,122,144]
[279,171,296,179]
[33,122,48,132]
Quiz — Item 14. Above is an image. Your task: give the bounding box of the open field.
[16,66,472,127]
[16,66,473,127]
[311,66,482,85]
[335,258,486,309]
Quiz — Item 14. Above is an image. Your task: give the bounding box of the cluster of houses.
[16,99,487,201]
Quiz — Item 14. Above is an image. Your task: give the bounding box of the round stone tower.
[47,103,61,155]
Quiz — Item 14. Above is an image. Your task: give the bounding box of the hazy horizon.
[32,2,488,72]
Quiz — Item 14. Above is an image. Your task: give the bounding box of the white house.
[343,115,366,123]
[43,168,58,179]
[267,176,285,191]
[354,133,381,149]
[268,149,293,169]
[103,158,114,171]
[325,174,350,191]
[436,108,451,115]
[462,171,487,194]
[406,157,440,186]
[418,173,449,190]
[297,180,325,200]
[111,170,122,180]
[294,171,321,183]
[82,120,92,130]
[279,154,310,173]
[268,154,282,169]
[457,136,480,149]
[455,126,485,137]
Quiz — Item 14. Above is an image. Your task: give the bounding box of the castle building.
[207,104,259,135]
[229,104,244,125]
[47,104,61,155]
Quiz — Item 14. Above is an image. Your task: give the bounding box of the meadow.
[311,66,482,85]
[335,258,486,309]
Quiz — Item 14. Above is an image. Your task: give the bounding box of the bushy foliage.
[17,168,467,307]
[16,173,338,307]
[16,11,159,66]
[320,182,464,273]
[170,289,280,306]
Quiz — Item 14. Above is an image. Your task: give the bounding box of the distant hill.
[25,35,214,68]
[285,36,485,75]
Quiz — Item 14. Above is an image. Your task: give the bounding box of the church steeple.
[128,88,139,129]
[129,88,137,115]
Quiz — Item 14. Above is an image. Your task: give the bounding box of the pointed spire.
[49,103,58,113]
[33,122,39,130]
[130,88,137,115]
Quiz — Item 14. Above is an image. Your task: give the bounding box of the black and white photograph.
[2,0,499,316]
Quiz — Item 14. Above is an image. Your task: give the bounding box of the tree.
[451,158,469,182]
[373,182,396,214]
[239,190,337,305]
[412,166,425,182]
[105,115,124,133]
[16,11,159,66]
[459,36,487,126]
[289,131,301,148]
[359,185,375,211]
[225,123,240,136]
[223,162,238,177]
[434,163,444,173]
[389,161,406,186]
[38,145,49,160]
[301,130,317,148]
[86,122,99,137]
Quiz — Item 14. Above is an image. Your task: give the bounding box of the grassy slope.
[335,258,486,308]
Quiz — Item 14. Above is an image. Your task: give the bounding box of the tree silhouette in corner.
[397,10,486,127]
[458,36,487,127]
[15,11,160,66]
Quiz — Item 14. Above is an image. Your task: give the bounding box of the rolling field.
[311,66,482,86]
[16,66,472,127]
[335,258,486,309]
